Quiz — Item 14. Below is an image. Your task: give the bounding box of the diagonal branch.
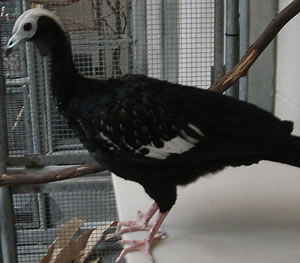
[1,0,300,186]
[209,0,300,93]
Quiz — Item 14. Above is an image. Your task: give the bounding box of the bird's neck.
[50,37,79,111]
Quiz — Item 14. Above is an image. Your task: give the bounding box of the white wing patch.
[188,123,204,136]
[141,123,204,160]
[96,122,204,159]
[98,131,120,151]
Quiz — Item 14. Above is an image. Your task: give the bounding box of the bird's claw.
[115,232,166,263]
[137,209,144,219]
[115,204,168,262]
[116,220,166,236]
[116,209,165,236]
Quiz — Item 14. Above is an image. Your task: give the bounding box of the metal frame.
[131,0,147,74]
[213,0,225,84]
[0,26,18,263]
[239,0,250,101]
[159,0,179,83]
[225,0,240,98]
[247,0,277,111]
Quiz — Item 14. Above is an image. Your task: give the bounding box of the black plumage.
[6,8,300,262]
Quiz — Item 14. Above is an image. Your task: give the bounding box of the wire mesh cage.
[2,0,132,159]
[11,173,120,263]
[0,0,218,262]
[1,0,215,162]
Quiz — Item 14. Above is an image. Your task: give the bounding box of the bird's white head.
[6,8,65,56]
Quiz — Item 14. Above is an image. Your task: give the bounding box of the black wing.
[72,75,204,161]
[72,74,293,165]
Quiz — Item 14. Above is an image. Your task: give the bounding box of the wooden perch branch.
[209,0,300,93]
[0,162,105,187]
[1,0,300,186]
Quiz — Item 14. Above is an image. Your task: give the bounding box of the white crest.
[12,8,65,35]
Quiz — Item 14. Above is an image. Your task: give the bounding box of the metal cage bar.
[213,0,224,83]
[239,0,250,101]
[131,0,147,74]
[0,27,18,263]
[160,0,179,83]
[225,0,240,98]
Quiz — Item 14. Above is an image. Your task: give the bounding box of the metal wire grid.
[0,0,131,158]
[178,0,214,87]
[5,88,28,156]
[12,176,120,263]
[1,0,216,162]
[140,0,215,87]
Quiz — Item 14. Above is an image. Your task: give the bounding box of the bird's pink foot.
[116,232,166,263]
[116,202,161,235]
[115,209,169,263]
[116,210,152,235]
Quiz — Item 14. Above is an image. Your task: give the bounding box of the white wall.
[275,0,300,135]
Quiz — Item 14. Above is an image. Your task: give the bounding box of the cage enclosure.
[0,0,220,262]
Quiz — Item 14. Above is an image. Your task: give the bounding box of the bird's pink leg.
[116,211,169,263]
[116,202,160,235]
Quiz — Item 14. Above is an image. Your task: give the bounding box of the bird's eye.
[23,23,32,31]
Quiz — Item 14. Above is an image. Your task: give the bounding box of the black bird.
[6,8,300,262]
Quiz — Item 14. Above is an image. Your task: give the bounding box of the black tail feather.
[266,135,300,168]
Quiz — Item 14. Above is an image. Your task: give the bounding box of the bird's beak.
[5,33,27,56]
